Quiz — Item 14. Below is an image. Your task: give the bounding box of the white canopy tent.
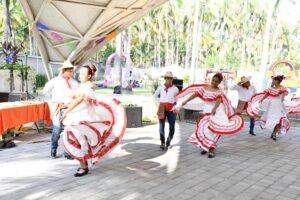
[20,0,168,79]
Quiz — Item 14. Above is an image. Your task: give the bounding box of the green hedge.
[35,74,48,88]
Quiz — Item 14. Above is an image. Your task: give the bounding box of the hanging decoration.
[95,37,105,45]
[36,22,49,30]
[51,32,64,41]
[64,39,77,50]
[32,21,81,50]
[92,29,118,48]
[29,23,36,32]
[106,30,117,41]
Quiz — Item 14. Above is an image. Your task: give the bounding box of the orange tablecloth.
[0,101,51,135]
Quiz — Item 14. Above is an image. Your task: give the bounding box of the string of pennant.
[29,22,118,51]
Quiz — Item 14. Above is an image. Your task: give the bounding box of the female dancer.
[176,73,244,158]
[61,64,127,176]
[247,75,300,140]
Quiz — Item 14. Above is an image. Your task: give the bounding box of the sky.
[279,0,300,25]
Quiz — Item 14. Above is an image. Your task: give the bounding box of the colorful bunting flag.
[96,37,106,44]
[51,32,64,41]
[64,40,76,50]
[37,22,49,30]
[29,23,36,32]
[106,31,117,41]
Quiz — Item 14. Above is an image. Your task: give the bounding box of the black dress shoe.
[208,152,215,158]
[166,142,170,149]
[271,134,277,141]
[208,148,216,158]
[201,150,207,155]
[74,168,89,177]
[51,149,56,158]
[249,131,256,136]
[160,143,166,150]
[64,154,74,160]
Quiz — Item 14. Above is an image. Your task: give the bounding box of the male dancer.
[154,71,179,149]
[43,60,79,158]
[230,76,257,135]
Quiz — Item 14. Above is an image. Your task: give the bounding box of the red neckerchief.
[164,83,173,93]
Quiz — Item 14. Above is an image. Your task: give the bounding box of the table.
[0,101,51,135]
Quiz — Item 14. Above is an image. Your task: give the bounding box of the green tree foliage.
[0,0,29,44]
[3,0,300,72]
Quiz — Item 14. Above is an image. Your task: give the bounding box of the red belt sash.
[157,102,174,119]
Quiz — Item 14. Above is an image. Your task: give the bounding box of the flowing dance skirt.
[176,84,244,151]
[247,93,300,134]
[63,94,127,164]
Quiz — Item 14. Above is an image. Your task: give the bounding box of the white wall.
[0,70,34,93]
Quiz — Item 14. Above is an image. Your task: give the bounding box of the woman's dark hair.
[83,64,97,78]
[213,73,223,82]
[273,75,284,83]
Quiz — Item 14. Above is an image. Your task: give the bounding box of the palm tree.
[1,0,15,92]
[259,0,280,90]
[190,0,200,83]
[2,0,12,43]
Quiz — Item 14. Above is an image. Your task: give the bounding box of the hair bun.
[92,65,97,73]
[213,72,223,82]
[85,64,97,76]
[273,75,284,83]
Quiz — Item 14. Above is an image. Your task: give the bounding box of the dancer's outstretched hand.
[58,103,67,109]
[172,103,181,114]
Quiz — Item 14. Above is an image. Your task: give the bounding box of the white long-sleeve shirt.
[230,84,257,102]
[43,76,79,104]
[154,85,179,103]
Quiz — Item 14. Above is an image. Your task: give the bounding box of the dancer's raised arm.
[182,93,197,106]
[259,93,269,103]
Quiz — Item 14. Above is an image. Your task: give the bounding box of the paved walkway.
[1,122,300,200]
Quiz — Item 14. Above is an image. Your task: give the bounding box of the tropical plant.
[3,0,300,82]
[1,0,29,92]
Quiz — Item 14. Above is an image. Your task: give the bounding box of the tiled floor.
[1,122,300,200]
